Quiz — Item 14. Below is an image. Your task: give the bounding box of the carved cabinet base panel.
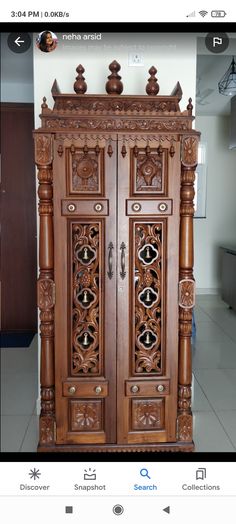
[38,442,194,453]
[34,62,199,453]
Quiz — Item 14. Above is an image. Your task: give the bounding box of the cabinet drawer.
[125,379,170,397]
[126,199,172,215]
[61,199,108,216]
[63,380,108,398]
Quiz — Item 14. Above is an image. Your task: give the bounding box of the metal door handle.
[120,242,126,280]
[107,242,114,279]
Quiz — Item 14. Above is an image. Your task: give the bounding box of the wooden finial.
[146,66,159,96]
[171,81,183,101]
[105,60,123,95]
[51,79,61,96]
[41,97,48,110]
[74,64,87,94]
[187,97,193,115]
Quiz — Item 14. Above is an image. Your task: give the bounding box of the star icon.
[29,468,41,480]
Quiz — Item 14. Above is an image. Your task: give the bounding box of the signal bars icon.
[186,11,196,17]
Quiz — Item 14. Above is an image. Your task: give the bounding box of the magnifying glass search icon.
[140,468,151,480]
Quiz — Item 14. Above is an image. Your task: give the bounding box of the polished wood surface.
[34,63,199,452]
[1,103,37,337]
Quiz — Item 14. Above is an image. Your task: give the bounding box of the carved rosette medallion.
[132,399,164,430]
[71,223,101,375]
[181,136,198,167]
[72,154,98,192]
[134,223,162,374]
[37,279,55,310]
[179,279,195,309]
[137,154,162,191]
[35,134,53,166]
[70,400,102,431]
[68,146,104,195]
[130,146,168,196]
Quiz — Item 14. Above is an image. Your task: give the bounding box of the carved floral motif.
[72,151,99,192]
[70,401,102,431]
[178,385,192,410]
[134,223,162,374]
[72,223,101,375]
[181,136,198,166]
[37,279,55,309]
[136,154,163,192]
[132,399,164,430]
[54,97,180,113]
[179,279,195,309]
[177,414,193,441]
[35,135,53,165]
[40,416,54,444]
[45,118,191,132]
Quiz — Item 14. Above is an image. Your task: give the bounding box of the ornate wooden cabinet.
[34,62,199,452]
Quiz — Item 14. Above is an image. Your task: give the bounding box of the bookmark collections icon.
[196,468,206,480]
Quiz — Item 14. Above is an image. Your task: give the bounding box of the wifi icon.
[199,10,208,17]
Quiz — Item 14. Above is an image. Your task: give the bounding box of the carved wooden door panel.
[117,137,180,444]
[54,137,117,445]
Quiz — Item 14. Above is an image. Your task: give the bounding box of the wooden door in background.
[1,103,37,345]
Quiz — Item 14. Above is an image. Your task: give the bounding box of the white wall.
[195,115,236,292]
[34,33,197,125]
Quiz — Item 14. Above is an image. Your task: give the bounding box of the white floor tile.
[217,319,236,343]
[216,411,236,449]
[1,336,38,374]
[1,372,38,416]
[192,375,212,411]
[196,295,226,308]
[194,321,231,343]
[1,415,31,452]
[192,339,236,369]
[194,306,211,322]
[20,415,39,452]
[194,369,236,410]
[193,411,235,452]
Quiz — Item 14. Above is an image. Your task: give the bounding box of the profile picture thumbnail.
[36,31,58,53]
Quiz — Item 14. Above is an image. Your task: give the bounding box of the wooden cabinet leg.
[177,136,199,444]
[35,131,56,447]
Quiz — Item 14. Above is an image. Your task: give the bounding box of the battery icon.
[211,10,226,17]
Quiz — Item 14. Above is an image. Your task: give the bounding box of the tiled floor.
[1,294,236,452]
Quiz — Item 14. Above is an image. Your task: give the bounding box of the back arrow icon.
[15,37,25,47]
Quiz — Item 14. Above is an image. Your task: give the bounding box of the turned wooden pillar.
[34,132,55,447]
[177,135,199,444]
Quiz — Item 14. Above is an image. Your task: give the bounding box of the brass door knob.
[158,202,168,212]
[67,203,76,212]
[94,203,104,212]
[157,384,165,392]
[68,386,76,394]
[95,386,102,394]
[131,202,142,212]
[131,385,139,393]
